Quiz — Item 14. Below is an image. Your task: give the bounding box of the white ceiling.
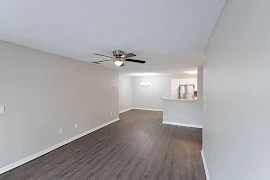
[0,0,226,75]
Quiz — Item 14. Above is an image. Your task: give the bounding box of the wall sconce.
[141,82,151,87]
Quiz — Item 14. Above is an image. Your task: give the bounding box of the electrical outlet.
[110,112,113,116]
[178,114,181,118]
[59,129,63,134]
[125,104,127,107]
[75,124,78,129]
[0,106,5,114]
[204,105,207,111]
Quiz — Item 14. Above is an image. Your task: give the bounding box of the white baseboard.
[201,149,210,180]
[0,117,120,175]
[132,107,163,112]
[162,121,202,129]
[119,108,132,114]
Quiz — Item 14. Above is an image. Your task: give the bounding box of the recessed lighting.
[184,70,198,74]
[129,73,168,76]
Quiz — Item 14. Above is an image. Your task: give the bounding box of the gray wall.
[132,75,171,110]
[119,73,132,112]
[162,66,203,127]
[0,41,119,168]
[162,100,202,127]
[203,1,270,180]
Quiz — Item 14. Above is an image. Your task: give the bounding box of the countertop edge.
[160,97,198,102]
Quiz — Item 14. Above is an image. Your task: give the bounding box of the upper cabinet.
[171,78,198,99]
[179,78,198,91]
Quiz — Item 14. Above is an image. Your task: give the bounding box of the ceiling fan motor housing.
[113,50,125,58]
[92,51,144,64]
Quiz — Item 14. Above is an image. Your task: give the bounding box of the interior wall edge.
[132,107,163,112]
[162,121,202,129]
[119,108,132,114]
[201,149,211,180]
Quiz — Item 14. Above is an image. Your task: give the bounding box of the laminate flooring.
[0,110,206,180]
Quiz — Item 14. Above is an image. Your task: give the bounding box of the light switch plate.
[0,106,5,113]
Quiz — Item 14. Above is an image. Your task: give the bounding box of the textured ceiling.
[0,0,226,75]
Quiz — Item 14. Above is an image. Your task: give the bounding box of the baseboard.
[132,107,163,112]
[0,117,120,175]
[162,121,202,129]
[119,108,132,114]
[201,149,210,180]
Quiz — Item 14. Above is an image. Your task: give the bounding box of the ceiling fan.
[92,50,146,67]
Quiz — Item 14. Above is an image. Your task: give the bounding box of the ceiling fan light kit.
[92,50,146,67]
[114,59,124,66]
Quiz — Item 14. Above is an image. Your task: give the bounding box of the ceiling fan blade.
[122,53,136,58]
[92,59,113,64]
[125,59,146,64]
[93,53,114,58]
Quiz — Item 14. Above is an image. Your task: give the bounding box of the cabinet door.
[171,79,179,90]
[179,78,187,85]
[171,79,179,99]
[187,78,197,91]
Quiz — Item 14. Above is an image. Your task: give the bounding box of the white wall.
[132,75,171,110]
[203,1,270,180]
[119,73,132,112]
[0,41,119,169]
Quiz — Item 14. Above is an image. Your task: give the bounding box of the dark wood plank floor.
[0,110,206,180]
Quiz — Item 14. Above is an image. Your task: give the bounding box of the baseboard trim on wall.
[201,149,211,180]
[162,121,202,129]
[119,108,132,114]
[132,107,163,112]
[0,117,120,175]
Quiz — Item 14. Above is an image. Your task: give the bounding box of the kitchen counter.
[161,97,202,128]
[160,97,198,101]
